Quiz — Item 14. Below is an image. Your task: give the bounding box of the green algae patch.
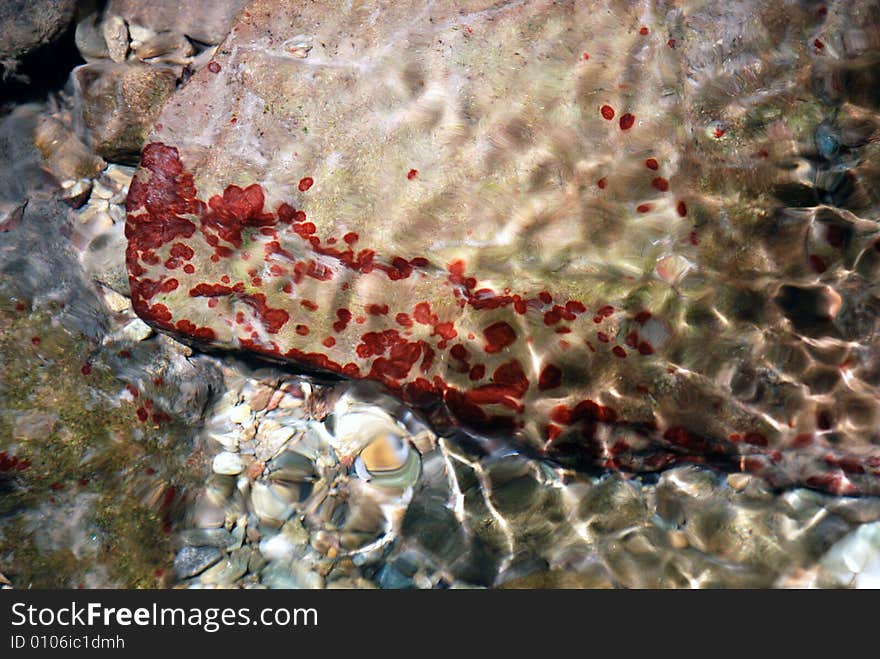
[0,295,203,588]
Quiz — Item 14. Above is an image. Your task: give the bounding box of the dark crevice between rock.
[0,19,84,113]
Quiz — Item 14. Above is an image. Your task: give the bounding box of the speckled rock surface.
[0,0,76,61]
[126,0,880,495]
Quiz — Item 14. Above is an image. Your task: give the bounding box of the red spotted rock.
[126,0,880,495]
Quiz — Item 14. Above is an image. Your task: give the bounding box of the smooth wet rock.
[74,13,109,61]
[260,560,323,589]
[73,61,178,164]
[178,527,233,549]
[212,451,244,476]
[133,31,194,64]
[173,545,223,579]
[101,14,129,63]
[199,546,250,585]
[107,0,249,46]
[818,521,880,588]
[34,115,106,187]
[250,481,291,525]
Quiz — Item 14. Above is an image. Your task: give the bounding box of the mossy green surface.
[0,294,202,588]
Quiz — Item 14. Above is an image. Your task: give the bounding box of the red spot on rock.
[743,432,768,447]
[322,337,336,348]
[538,364,563,390]
[814,38,825,50]
[366,303,389,316]
[298,177,314,192]
[676,200,688,217]
[202,183,275,249]
[207,61,221,73]
[296,324,309,336]
[175,319,197,334]
[483,321,517,353]
[433,321,458,340]
[0,452,30,472]
[619,113,635,130]
[645,158,659,170]
[333,308,352,333]
[343,232,359,245]
[713,127,725,139]
[639,26,649,35]
[407,169,418,180]
[469,364,486,381]
[637,203,652,213]
[81,363,91,375]
[413,302,436,325]
[31,336,40,345]
[136,407,148,422]
[667,38,676,48]
[543,307,563,326]
[651,177,669,192]
[612,346,627,358]
[600,105,615,120]
[189,283,232,297]
[170,242,194,260]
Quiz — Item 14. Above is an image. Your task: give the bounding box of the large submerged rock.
[126,0,880,494]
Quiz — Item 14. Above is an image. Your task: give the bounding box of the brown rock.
[101,14,129,63]
[0,0,76,60]
[73,61,178,164]
[107,0,248,46]
[34,114,106,183]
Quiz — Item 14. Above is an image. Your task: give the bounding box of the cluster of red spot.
[544,398,620,446]
[125,143,880,495]
[132,395,172,425]
[126,143,216,339]
[594,111,690,217]
[0,451,30,472]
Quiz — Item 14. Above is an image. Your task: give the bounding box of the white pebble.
[213,452,244,476]
[229,403,253,426]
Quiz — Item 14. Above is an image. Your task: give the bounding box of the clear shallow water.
[2,0,880,588]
